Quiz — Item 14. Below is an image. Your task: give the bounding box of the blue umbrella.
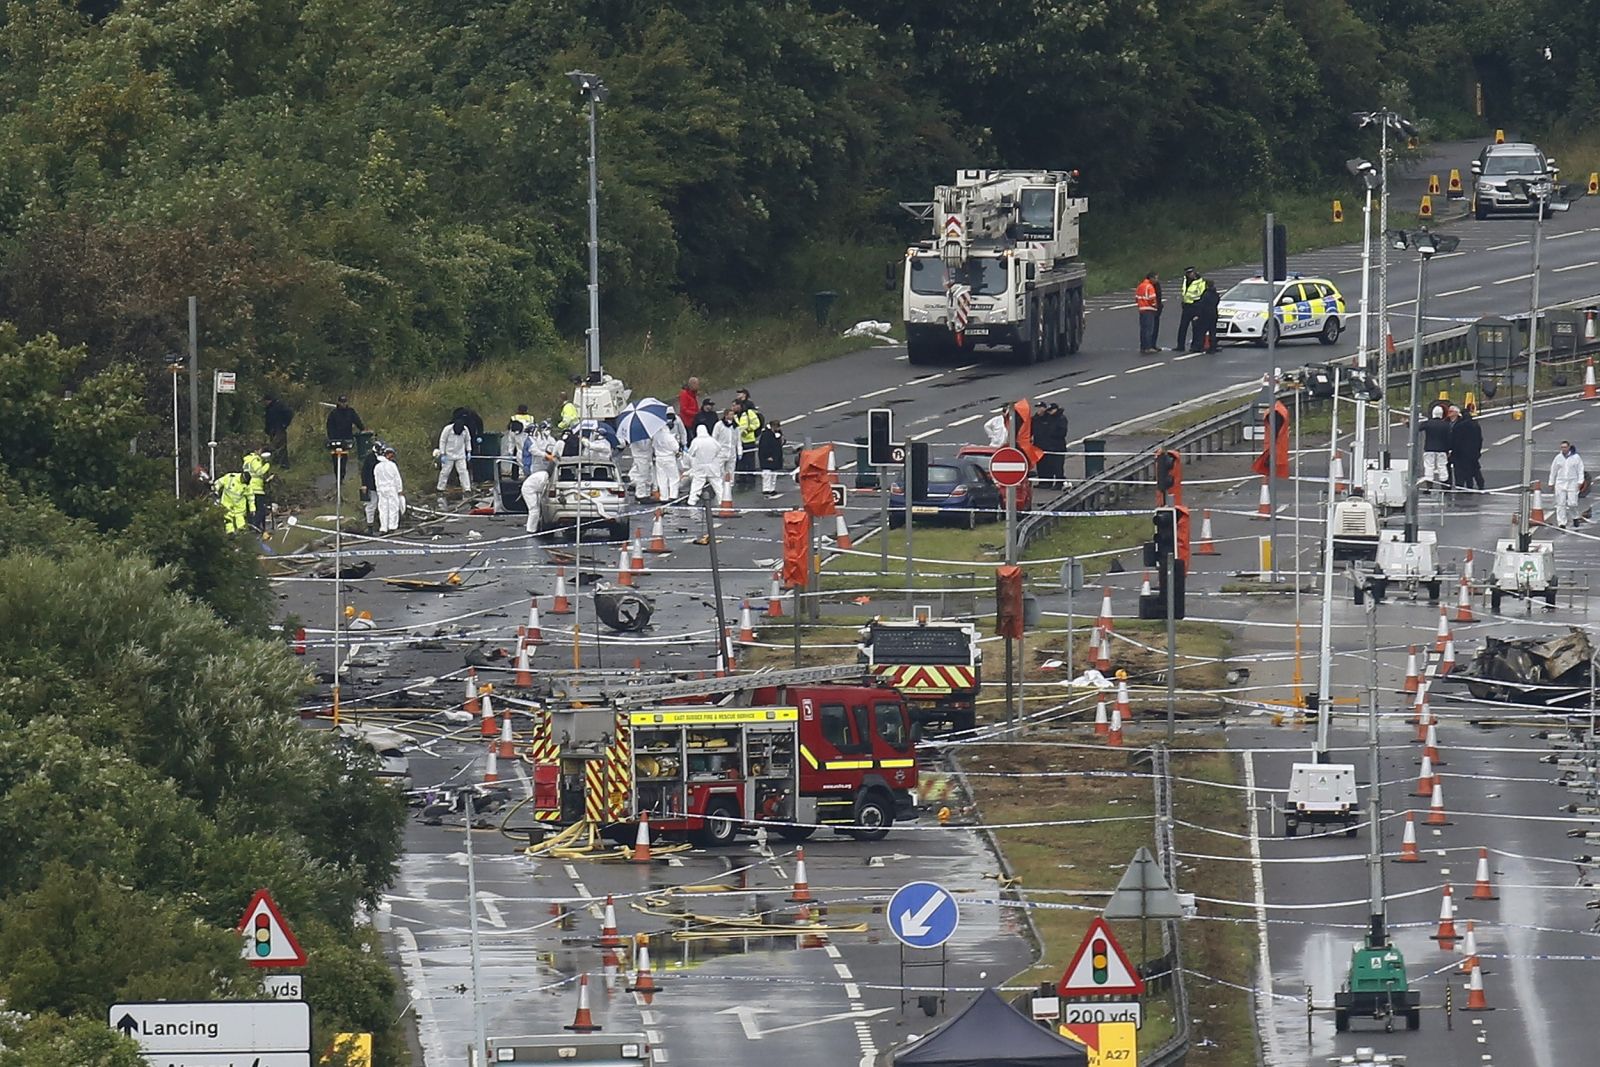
[574,418,620,445]
[615,397,672,444]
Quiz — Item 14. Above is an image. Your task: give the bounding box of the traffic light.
[254,913,271,958]
[1262,221,1288,282]
[909,441,930,501]
[1091,938,1109,984]
[1141,507,1188,620]
[995,564,1024,639]
[1155,448,1183,506]
[1152,508,1177,556]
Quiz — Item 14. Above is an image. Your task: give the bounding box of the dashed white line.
[948,412,984,427]
[1171,352,1202,362]
[834,962,854,980]
[1079,374,1114,387]
[1338,267,1363,275]
[1546,229,1587,240]
[1553,260,1600,273]
[1107,301,1137,310]
[1532,421,1551,431]
[1037,385,1072,398]
[1125,362,1163,374]
[823,943,843,959]
[844,983,861,998]
[1436,285,1482,297]
[860,385,899,399]
[814,399,851,413]
[1486,240,1529,251]
[1493,273,1534,285]
[1491,433,1519,447]
[1557,410,1583,420]
[785,412,807,422]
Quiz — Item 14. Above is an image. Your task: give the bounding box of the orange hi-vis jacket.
[1135,278,1158,312]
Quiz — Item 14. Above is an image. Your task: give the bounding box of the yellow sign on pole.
[322,1033,373,1067]
[1059,1021,1138,1066]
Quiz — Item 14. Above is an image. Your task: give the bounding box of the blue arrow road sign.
[887,881,959,949]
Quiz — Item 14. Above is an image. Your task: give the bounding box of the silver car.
[1472,142,1556,219]
[545,457,631,539]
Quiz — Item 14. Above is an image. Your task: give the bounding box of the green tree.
[0,1010,147,1067]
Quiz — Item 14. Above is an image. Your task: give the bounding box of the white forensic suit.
[686,425,723,506]
[374,454,404,534]
[1549,446,1585,528]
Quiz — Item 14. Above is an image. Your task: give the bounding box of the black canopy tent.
[890,989,1090,1066]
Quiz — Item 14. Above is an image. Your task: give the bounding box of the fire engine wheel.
[780,825,817,843]
[848,792,893,841]
[697,800,742,847]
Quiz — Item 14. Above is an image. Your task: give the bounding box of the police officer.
[734,390,764,485]
[1173,267,1203,351]
[242,446,272,530]
[216,470,252,533]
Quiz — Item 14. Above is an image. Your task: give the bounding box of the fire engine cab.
[523,665,918,844]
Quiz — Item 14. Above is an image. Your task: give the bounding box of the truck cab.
[782,684,919,839]
[857,618,982,735]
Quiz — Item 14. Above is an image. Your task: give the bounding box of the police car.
[1215,275,1347,346]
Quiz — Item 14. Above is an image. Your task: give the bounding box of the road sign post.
[888,880,958,1018]
[991,443,1027,734]
[110,1000,311,1067]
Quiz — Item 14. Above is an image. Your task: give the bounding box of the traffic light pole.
[1265,215,1280,582]
[1517,187,1547,549]
[1165,531,1177,744]
[1006,412,1019,734]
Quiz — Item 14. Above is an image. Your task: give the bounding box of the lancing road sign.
[109,1000,311,1055]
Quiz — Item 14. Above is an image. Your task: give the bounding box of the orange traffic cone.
[722,627,737,673]
[630,531,647,572]
[1107,706,1124,747]
[466,667,482,714]
[1422,721,1445,766]
[789,847,814,902]
[1426,780,1452,825]
[768,572,785,618]
[1463,962,1492,1011]
[292,626,307,654]
[1414,695,1433,742]
[498,712,516,759]
[1409,678,1429,726]
[564,973,602,1032]
[1469,847,1499,901]
[1456,576,1474,622]
[833,512,853,550]
[628,938,658,999]
[1331,449,1347,492]
[552,567,573,614]
[526,601,544,644]
[1464,547,1475,583]
[1531,481,1546,524]
[599,895,622,948]
[1396,813,1423,862]
[1138,570,1152,598]
[483,744,500,785]
[647,510,669,553]
[1458,921,1480,974]
[481,691,499,738]
[631,814,652,864]
[1196,510,1218,555]
[1094,699,1109,736]
[617,545,634,587]
[718,475,736,518]
[1413,753,1437,796]
[1094,628,1112,672]
[1114,679,1131,719]
[1440,637,1456,676]
[1586,357,1597,399]
[1402,646,1420,694]
[1435,606,1451,653]
[1097,587,1115,635]
[1430,883,1458,944]
[1254,479,1272,518]
[738,600,757,644]
[514,642,533,687]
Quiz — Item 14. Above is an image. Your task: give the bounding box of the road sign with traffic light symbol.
[1058,917,1144,997]
[236,888,307,968]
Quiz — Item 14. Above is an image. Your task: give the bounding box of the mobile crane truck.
[900,169,1088,365]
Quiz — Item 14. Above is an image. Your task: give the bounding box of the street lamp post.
[1389,228,1460,542]
[1352,110,1417,463]
[1345,160,1380,477]
[1509,173,1555,548]
[567,71,608,384]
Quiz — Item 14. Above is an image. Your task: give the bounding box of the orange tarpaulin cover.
[1251,400,1291,479]
[798,445,838,517]
[782,511,812,588]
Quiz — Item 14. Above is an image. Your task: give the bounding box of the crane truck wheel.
[848,791,894,841]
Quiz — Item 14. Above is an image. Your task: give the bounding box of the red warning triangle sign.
[236,888,308,968]
[1057,917,1144,997]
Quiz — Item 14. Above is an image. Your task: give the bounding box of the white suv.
[1472,142,1556,219]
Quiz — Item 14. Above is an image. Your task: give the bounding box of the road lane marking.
[1437,285,1482,297]
[1491,434,1519,447]
[861,385,899,399]
[1546,229,1587,240]
[823,943,843,958]
[1125,362,1163,374]
[395,928,446,1066]
[1242,752,1282,1067]
[1107,301,1137,310]
[1486,240,1528,251]
[1079,374,1114,387]
[1037,385,1072,398]
[844,983,861,998]
[814,399,851,413]
[1493,273,1534,285]
[1557,410,1582,420]
[785,412,806,422]
[1553,260,1600,273]
[1171,352,1202,362]
[1338,267,1363,275]
[1533,421,1551,431]
[834,962,853,980]
[954,363,980,371]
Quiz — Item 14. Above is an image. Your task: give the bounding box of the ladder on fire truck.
[543,663,877,708]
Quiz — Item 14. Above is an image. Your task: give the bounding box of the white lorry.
[900,170,1088,365]
[1283,762,1359,837]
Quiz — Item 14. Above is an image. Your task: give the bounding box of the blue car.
[888,458,1004,528]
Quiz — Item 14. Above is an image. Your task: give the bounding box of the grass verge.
[959,738,1256,1063]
